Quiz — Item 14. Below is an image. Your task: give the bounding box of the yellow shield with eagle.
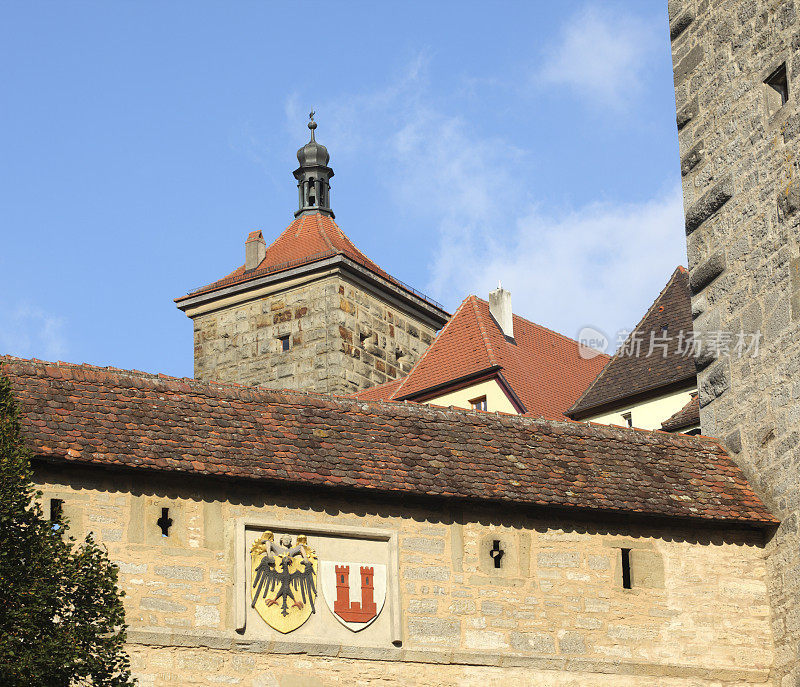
[250,531,318,633]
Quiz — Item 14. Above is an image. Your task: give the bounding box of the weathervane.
[308,109,317,132]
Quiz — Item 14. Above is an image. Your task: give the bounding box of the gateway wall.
[37,464,773,686]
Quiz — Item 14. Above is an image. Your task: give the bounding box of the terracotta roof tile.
[662,394,700,432]
[177,213,440,310]
[2,356,774,527]
[568,267,696,418]
[356,296,609,419]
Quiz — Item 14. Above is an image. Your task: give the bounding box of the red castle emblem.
[333,565,377,622]
[320,560,387,631]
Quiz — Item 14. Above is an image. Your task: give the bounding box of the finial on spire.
[294,109,334,218]
[308,109,317,137]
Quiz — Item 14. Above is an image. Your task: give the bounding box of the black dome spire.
[293,111,334,218]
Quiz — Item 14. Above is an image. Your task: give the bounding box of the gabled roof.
[1,356,775,526]
[567,267,696,419]
[176,213,443,313]
[351,296,609,419]
[662,394,700,432]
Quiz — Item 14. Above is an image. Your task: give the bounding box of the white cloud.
[0,304,66,360]
[438,187,687,351]
[537,4,657,107]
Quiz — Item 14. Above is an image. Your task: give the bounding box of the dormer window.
[470,396,487,411]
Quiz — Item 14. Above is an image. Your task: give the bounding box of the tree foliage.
[0,370,135,686]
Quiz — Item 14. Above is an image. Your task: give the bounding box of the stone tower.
[669,1,800,682]
[175,115,449,394]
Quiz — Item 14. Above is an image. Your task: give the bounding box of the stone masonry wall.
[669,0,799,683]
[192,274,436,395]
[38,465,773,686]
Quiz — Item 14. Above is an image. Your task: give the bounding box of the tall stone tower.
[669,1,799,681]
[175,114,449,394]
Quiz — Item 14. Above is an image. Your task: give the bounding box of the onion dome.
[293,110,335,218]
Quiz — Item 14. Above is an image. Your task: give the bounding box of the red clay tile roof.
[354,296,609,419]
[568,267,696,419]
[177,213,440,309]
[2,356,774,526]
[662,394,700,432]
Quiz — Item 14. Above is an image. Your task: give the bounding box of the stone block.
[677,96,699,130]
[464,629,508,651]
[689,250,726,294]
[402,566,450,582]
[558,631,586,655]
[680,140,704,176]
[154,565,204,581]
[778,182,800,221]
[140,597,188,613]
[725,429,742,454]
[481,600,503,616]
[195,604,221,628]
[509,631,556,654]
[401,536,445,554]
[407,598,438,614]
[685,176,733,234]
[448,599,476,615]
[698,362,730,407]
[673,43,703,85]
[670,10,694,41]
[406,617,460,643]
[630,550,665,588]
[537,551,579,568]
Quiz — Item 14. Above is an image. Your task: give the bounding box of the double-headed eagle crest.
[250,531,318,633]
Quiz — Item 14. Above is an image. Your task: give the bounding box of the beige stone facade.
[38,464,773,685]
[670,0,800,682]
[190,272,439,395]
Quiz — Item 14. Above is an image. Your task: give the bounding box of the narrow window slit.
[49,498,63,522]
[621,548,632,589]
[490,539,504,569]
[157,507,173,537]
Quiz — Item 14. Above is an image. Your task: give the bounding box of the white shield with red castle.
[320,561,387,631]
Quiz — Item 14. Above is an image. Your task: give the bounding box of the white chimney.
[489,282,514,339]
[245,230,266,270]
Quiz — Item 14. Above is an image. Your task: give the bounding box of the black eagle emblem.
[251,534,317,617]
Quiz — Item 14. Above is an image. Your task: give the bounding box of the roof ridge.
[470,295,498,365]
[393,295,474,399]
[566,266,688,417]
[316,214,338,253]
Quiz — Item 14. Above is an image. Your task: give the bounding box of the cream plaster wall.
[36,465,773,686]
[582,387,697,432]
[423,379,518,415]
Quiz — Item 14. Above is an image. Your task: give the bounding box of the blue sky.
[1,1,686,377]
